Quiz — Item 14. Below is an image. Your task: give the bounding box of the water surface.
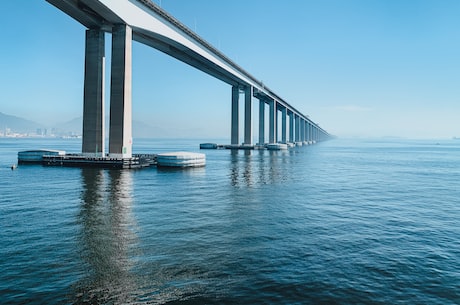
[1,138,459,304]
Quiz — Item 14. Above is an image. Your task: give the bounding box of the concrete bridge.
[46,0,331,158]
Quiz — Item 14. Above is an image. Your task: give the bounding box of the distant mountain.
[133,120,170,138]
[0,112,45,134]
[53,116,171,138]
[0,111,186,138]
[53,117,82,136]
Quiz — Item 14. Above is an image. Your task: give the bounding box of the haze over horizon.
[0,0,459,139]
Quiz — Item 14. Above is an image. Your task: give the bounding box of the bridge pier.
[295,114,300,142]
[281,107,287,144]
[231,85,254,147]
[299,118,303,142]
[289,111,294,143]
[269,99,277,144]
[82,28,105,156]
[244,86,253,145]
[306,121,310,143]
[303,120,306,143]
[109,24,133,158]
[258,99,265,145]
[81,24,133,159]
[231,86,239,145]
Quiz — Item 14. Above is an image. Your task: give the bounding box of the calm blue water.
[0,137,459,304]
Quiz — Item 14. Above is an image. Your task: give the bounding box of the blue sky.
[0,0,459,139]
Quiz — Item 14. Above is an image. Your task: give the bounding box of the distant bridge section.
[46,0,331,157]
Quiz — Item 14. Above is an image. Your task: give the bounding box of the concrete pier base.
[225,144,254,150]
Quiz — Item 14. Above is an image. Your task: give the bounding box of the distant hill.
[0,112,45,134]
[53,116,171,138]
[0,111,186,138]
[53,117,82,136]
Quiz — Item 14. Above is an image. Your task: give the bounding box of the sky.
[0,0,459,139]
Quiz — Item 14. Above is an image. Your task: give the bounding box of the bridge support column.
[82,28,105,156]
[306,122,310,143]
[231,86,239,145]
[302,119,306,142]
[269,100,277,143]
[289,112,294,143]
[258,99,265,145]
[295,115,300,142]
[299,118,305,143]
[109,24,133,158]
[281,107,287,143]
[244,86,252,145]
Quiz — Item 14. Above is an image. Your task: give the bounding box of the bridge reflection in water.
[75,168,138,304]
[229,150,294,188]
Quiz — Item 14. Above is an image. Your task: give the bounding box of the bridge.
[46,0,331,158]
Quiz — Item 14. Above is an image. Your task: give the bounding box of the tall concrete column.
[304,121,308,142]
[269,99,277,143]
[258,99,265,145]
[306,122,309,142]
[244,86,252,145]
[300,118,305,142]
[231,86,239,145]
[289,112,294,143]
[281,107,287,143]
[109,24,132,158]
[82,28,105,156]
[295,115,300,142]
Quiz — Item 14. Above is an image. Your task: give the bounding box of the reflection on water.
[156,165,206,176]
[1,138,459,304]
[74,168,138,304]
[229,149,292,187]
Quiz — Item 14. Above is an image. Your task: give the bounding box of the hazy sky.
[0,0,459,139]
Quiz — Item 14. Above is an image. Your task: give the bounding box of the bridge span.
[46,0,331,157]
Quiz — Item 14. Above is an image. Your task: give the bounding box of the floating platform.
[200,143,218,149]
[18,149,66,164]
[18,149,207,169]
[42,154,153,169]
[156,152,205,168]
[224,144,254,150]
[266,143,288,150]
[18,150,156,169]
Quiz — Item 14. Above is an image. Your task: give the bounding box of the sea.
[0,137,459,304]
